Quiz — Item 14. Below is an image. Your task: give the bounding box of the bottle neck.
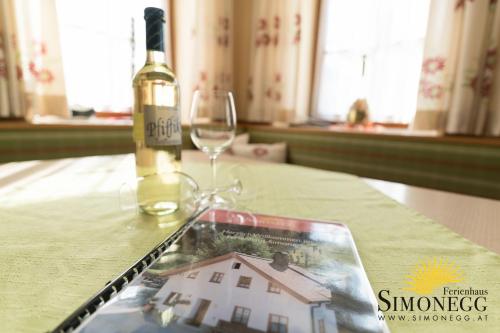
[145,15,164,52]
[145,50,166,65]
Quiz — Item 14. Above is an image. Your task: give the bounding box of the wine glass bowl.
[190,127,235,156]
[190,90,236,157]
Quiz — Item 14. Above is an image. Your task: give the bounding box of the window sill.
[0,118,132,130]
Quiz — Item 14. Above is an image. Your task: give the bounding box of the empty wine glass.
[190,89,237,208]
[119,171,243,228]
[119,171,201,227]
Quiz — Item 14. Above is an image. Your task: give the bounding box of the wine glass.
[119,171,201,228]
[190,89,237,207]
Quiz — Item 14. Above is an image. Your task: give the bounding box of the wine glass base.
[200,192,235,209]
[139,201,179,216]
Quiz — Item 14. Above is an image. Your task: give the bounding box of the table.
[365,179,500,254]
[1,153,499,333]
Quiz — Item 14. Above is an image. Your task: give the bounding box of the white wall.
[312,303,338,333]
[154,256,313,333]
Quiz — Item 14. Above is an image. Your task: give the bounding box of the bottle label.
[143,105,182,147]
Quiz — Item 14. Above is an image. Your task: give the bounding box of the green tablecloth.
[0,155,499,333]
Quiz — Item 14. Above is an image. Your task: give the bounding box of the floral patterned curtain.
[172,0,319,124]
[0,0,68,119]
[244,0,318,124]
[413,0,500,135]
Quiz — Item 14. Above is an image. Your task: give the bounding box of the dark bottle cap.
[144,7,165,52]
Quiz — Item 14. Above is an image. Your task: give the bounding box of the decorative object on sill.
[347,98,370,126]
[347,55,370,126]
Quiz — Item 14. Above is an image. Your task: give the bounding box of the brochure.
[54,209,389,333]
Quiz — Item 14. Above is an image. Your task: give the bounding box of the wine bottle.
[133,7,181,216]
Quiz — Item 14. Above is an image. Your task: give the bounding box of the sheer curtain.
[314,0,430,123]
[172,0,319,124]
[0,0,68,119]
[55,0,168,112]
[413,0,500,136]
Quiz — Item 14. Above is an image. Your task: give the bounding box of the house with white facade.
[149,252,339,333]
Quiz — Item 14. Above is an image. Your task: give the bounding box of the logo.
[404,258,463,295]
[377,257,488,323]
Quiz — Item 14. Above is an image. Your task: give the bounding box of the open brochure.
[56,209,389,333]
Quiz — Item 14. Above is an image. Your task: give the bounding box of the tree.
[196,234,272,259]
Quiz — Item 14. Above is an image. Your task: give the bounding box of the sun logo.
[404,258,463,295]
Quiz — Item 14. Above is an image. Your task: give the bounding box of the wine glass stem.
[210,155,217,190]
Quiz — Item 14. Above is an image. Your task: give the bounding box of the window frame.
[310,0,426,126]
[311,0,332,123]
[236,276,252,289]
[55,0,170,113]
[231,306,251,325]
[209,272,224,283]
[163,292,181,306]
[267,281,281,294]
[267,314,288,333]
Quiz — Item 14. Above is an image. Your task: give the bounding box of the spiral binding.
[50,207,208,333]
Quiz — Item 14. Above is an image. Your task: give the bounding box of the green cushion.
[247,128,500,200]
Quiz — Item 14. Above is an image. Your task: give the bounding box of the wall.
[154,256,312,333]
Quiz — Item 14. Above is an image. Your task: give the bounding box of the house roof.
[157,252,331,304]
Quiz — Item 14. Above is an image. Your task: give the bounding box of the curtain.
[172,0,319,124]
[413,0,500,135]
[0,0,68,120]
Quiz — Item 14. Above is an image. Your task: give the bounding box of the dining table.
[0,152,499,333]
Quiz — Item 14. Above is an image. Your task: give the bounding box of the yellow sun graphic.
[404,258,463,295]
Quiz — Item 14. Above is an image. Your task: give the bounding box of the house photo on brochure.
[66,210,388,333]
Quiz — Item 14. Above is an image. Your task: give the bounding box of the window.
[267,282,281,294]
[237,276,252,289]
[231,306,251,325]
[314,0,431,123]
[55,0,166,111]
[268,314,288,333]
[232,262,241,269]
[187,271,199,279]
[209,272,224,283]
[163,292,181,306]
[318,319,326,333]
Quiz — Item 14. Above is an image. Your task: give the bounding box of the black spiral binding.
[50,207,208,333]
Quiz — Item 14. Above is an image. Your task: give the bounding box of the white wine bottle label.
[143,105,182,147]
